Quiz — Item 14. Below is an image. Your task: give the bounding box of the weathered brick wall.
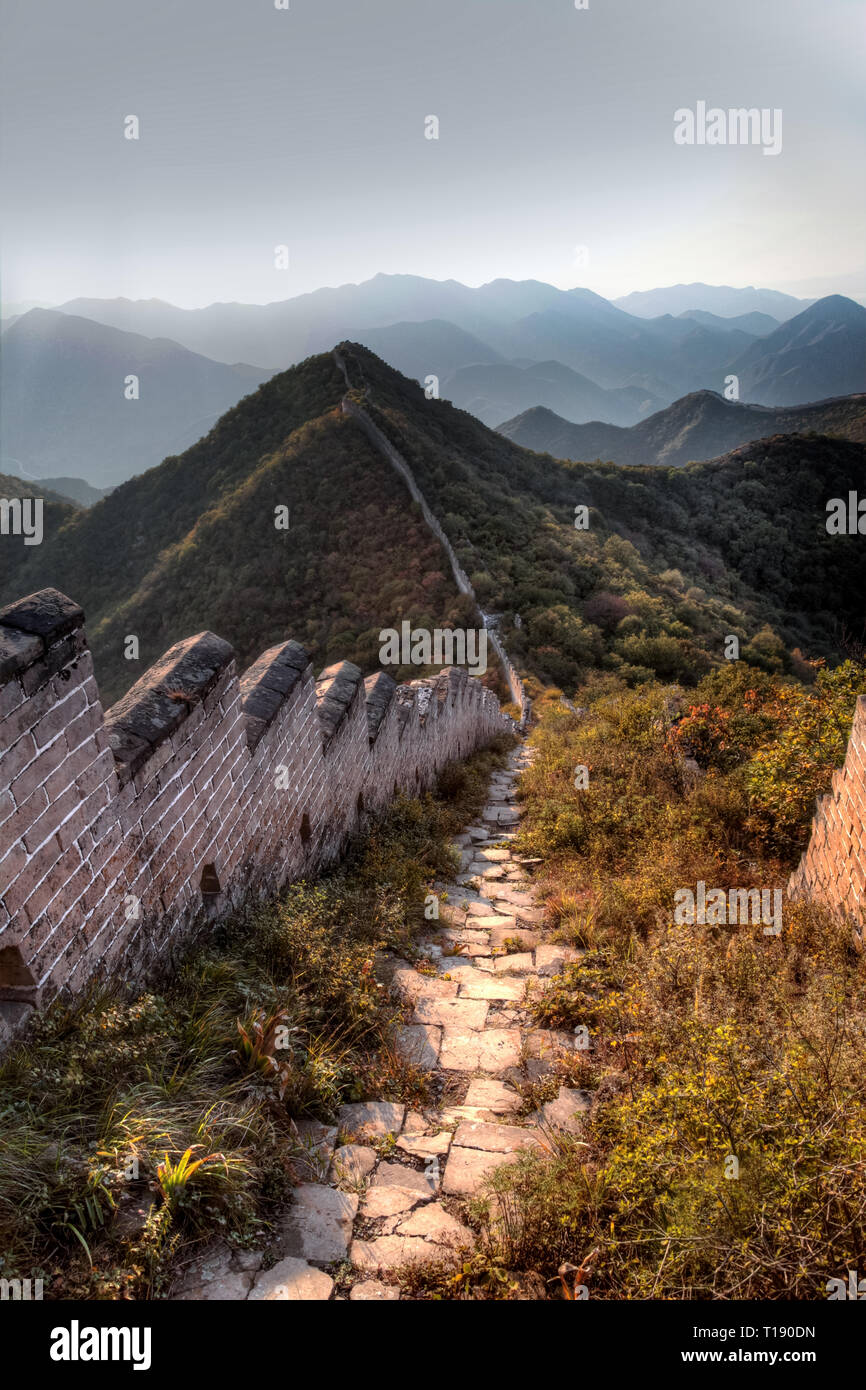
[787,693,866,948]
[0,588,513,1036]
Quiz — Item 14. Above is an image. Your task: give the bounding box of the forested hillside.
[2,344,863,705]
[339,344,866,686]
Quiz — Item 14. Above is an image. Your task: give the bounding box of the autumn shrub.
[745,661,864,857]
[468,673,866,1299]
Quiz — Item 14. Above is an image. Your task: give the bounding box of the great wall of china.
[0,355,861,1054]
[786,693,866,950]
[0,586,516,1043]
[0,355,537,1048]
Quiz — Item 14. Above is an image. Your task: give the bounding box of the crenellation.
[241,640,310,751]
[316,659,365,743]
[365,671,396,744]
[0,586,515,1032]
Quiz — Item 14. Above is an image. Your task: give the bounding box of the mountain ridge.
[43,276,792,388]
[727,295,866,406]
[3,282,856,488]
[614,282,815,320]
[0,309,275,487]
[4,342,861,705]
[497,389,866,467]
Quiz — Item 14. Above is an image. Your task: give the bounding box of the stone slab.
[438,1028,523,1073]
[525,1029,577,1060]
[458,976,524,1002]
[396,1131,452,1160]
[330,1144,377,1187]
[469,917,517,933]
[171,1242,262,1302]
[371,1161,438,1196]
[535,943,583,976]
[453,1121,542,1154]
[395,1202,474,1246]
[276,1184,358,1264]
[530,1086,592,1134]
[437,955,485,980]
[463,1078,522,1114]
[349,1280,400,1301]
[337,1101,405,1140]
[442,1146,520,1196]
[248,1257,334,1301]
[412,997,489,1031]
[395,1023,442,1069]
[402,1110,430,1135]
[493,952,535,974]
[391,965,459,1002]
[440,928,491,945]
[360,1186,427,1219]
[483,806,520,825]
[442,940,492,958]
[492,888,536,908]
[489,925,539,951]
[350,1236,452,1272]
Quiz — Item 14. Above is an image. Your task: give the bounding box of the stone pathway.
[172,742,588,1301]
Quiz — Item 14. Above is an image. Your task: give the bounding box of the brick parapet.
[0,587,513,1031]
[787,694,866,949]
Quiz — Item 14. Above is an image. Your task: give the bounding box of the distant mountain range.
[0,469,109,508]
[443,294,864,426]
[440,359,662,428]
[50,276,577,369]
[45,279,763,401]
[348,318,505,382]
[725,295,866,406]
[1,277,862,486]
[498,388,866,468]
[0,471,77,510]
[0,309,274,487]
[48,277,863,403]
[31,476,110,507]
[613,283,814,320]
[678,309,780,336]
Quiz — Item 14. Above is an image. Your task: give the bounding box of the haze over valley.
[2,276,864,487]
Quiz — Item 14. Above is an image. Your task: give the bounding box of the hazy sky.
[1,0,864,308]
